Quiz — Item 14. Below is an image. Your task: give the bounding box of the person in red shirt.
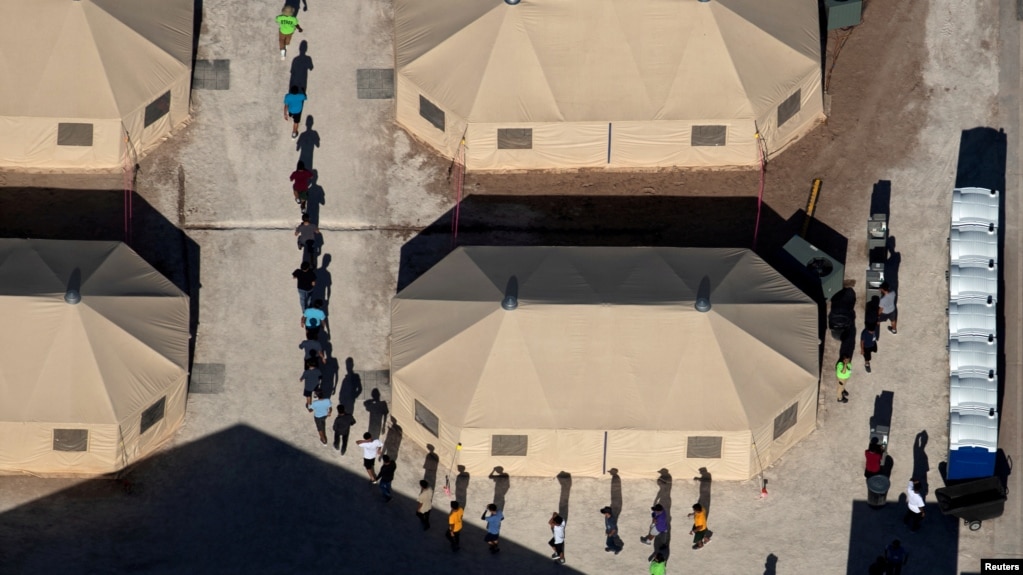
[864,437,884,478]
[290,160,314,213]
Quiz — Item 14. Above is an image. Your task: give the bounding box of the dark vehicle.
[935,476,1006,531]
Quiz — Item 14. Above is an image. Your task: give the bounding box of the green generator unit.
[825,0,862,30]
[783,235,845,299]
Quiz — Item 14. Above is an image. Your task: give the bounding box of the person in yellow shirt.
[688,503,713,549]
[446,501,464,552]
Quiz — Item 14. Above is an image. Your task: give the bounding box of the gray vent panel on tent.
[773,402,799,439]
[777,89,801,127]
[144,92,171,128]
[53,429,89,452]
[140,396,166,435]
[686,436,722,458]
[497,128,533,149]
[57,123,94,146]
[491,434,528,456]
[414,400,440,437]
[419,96,445,131]
[691,125,727,147]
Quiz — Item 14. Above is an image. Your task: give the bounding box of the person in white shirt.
[356,432,382,482]
[548,512,567,564]
[903,478,925,532]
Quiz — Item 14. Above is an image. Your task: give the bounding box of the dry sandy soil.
[0,1,1020,574]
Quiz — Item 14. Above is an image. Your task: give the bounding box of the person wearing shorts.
[275,6,303,60]
[689,503,713,549]
[641,503,668,545]
[482,504,504,553]
[879,282,898,334]
[356,432,382,482]
[283,85,307,138]
[310,389,331,446]
[548,512,566,564]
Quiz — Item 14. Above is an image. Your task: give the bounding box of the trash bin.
[867,475,890,507]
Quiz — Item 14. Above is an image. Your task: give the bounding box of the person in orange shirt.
[446,501,464,552]
[688,503,713,549]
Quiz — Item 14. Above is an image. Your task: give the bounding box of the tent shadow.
[845,498,958,575]
[397,194,847,296]
[0,187,201,372]
[0,425,588,575]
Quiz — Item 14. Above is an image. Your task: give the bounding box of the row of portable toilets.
[947,187,1001,480]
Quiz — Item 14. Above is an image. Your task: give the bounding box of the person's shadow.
[455,465,470,508]
[764,553,778,575]
[313,253,332,304]
[363,388,389,438]
[305,172,326,226]
[320,355,339,399]
[289,40,314,93]
[609,467,623,518]
[885,236,901,293]
[694,467,712,517]
[556,471,572,521]
[296,116,320,170]
[489,467,510,511]
[383,417,403,459]
[652,468,672,560]
[338,357,363,414]
[912,430,930,497]
[422,444,439,488]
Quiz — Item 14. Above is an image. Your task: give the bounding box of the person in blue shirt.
[309,389,332,446]
[302,299,326,338]
[481,504,504,553]
[283,85,307,139]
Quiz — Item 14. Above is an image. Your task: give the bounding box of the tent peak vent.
[65,268,82,304]
[504,0,521,4]
[502,276,519,311]
[695,275,712,312]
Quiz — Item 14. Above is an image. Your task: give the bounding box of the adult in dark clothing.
[885,539,907,575]
[378,454,397,502]
[332,404,357,454]
[860,326,879,373]
[601,506,622,555]
[292,261,316,312]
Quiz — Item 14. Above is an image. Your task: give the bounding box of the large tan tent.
[395,0,824,171]
[0,0,193,171]
[0,240,190,475]
[391,247,821,480]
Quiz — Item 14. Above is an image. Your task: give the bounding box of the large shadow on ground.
[0,187,201,366]
[0,425,586,575]
[846,498,958,575]
[396,195,847,304]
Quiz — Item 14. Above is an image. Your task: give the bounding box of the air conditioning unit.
[782,235,844,299]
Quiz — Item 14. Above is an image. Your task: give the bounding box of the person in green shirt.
[649,552,666,575]
[275,6,303,60]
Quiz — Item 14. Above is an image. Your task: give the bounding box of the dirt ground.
[1,0,1020,574]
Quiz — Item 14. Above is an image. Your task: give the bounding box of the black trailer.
[934,476,1007,531]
